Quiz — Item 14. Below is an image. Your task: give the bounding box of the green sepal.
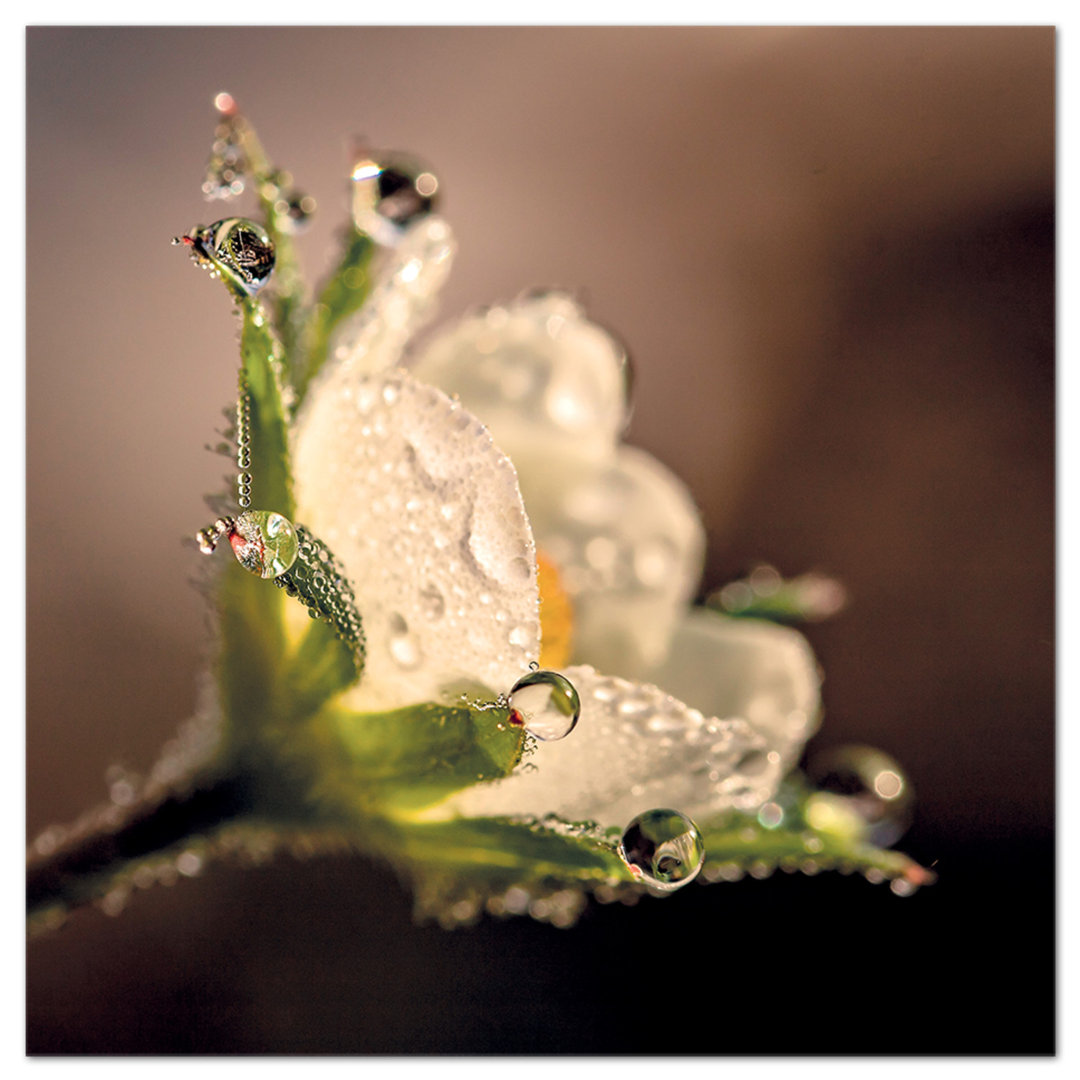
[293,228,376,405]
[706,567,846,625]
[245,698,526,825]
[383,816,630,887]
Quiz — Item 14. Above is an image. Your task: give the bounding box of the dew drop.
[185,218,276,294]
[387,612,423,670]
[618,809,705,891]
[806,745,913,846]
[507,669,581,741]
[351,151,439,245]
[228,510,299,578]
[418,583,445,620]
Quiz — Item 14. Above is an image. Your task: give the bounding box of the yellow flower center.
[537,552,574,669]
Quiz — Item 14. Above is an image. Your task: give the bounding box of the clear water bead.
[806,744,913,847]
[228,510,299,578]
[351,152,439,246]
[619,809,705,890]
[508,669,581,741]
[184,218,276,295]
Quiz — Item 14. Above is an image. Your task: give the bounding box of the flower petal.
[538,445,705,676]
[646,609,822,772]
[293,367,540,710]
[314,216,456,389]
[409,292,630,506]
[442,664,768,830]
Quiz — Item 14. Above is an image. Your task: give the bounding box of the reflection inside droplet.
[507,669,580,741]
[618,809,705,890]
[228,510,299,578]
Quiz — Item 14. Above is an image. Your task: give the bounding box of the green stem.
[27,771,254,930]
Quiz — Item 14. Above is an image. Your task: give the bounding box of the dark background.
[26,26,1054,1054]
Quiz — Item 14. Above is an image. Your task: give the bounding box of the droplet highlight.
[507,669,581,741]
[618,808,705,890]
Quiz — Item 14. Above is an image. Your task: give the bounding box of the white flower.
[292,218,820,832]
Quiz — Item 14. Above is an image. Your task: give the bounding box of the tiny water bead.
[507,669,581,741]
[618,809,705,891]
[178,218,276,295]
[351,152,439,245]
[806,744,913,847]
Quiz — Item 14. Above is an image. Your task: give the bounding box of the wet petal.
[293,368,540,710]
[442,664,769,829]
[539,446,705,676]
[409,292,630,504]
[646,609,822,772]
[316,216,456,387]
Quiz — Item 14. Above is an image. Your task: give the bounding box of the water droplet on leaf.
[806,744,913,846]
[351,151,439,245]
[618,808,705,890]
[182,218,275,295]
[228,510,299,578]
[508,669,581,741]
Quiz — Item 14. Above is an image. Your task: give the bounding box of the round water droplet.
[507,669,581,741]
[351,151,439,244]
[618,809,705,891]
[806,745,913,846]
[387,612,423,669]
[187,218,276,294]
[227,510,299,578]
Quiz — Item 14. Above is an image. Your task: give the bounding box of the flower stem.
[26,771,254,933]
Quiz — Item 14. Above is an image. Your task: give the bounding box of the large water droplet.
[184,218,276,294]
[618,809,705,890]
[806,745,913,846]
[351,151,439,245]
[508,669,581,741]
[228,510,299,578]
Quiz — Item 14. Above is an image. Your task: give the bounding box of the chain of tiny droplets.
[236,372,253,510]
[275,527,366,670]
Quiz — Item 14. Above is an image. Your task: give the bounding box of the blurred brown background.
[26,26,1054,1054]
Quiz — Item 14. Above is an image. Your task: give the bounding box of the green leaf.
[293,228,376,405]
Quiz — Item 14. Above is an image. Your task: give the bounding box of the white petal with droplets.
[646,609,822,770]
[409,292,630,500]
[441,665,769,829]
[292,368,540,711]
